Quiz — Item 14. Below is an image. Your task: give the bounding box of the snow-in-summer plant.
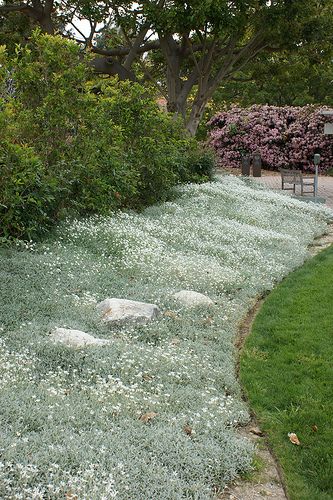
[0,176,331,499]
[208,105,333,172]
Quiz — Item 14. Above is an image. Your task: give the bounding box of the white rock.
[97,298,161,324]
[173,290,214,308]
[50,328,110,348]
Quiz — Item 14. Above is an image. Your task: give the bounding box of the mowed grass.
[240,244,333,499]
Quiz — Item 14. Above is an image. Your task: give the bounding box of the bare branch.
[225,42,268,78]
[87,20,97,47]
[178,68,199,102]
[0,0,54,32]
[139,60,168,99]
[123,24,150,71]
[183,34,202,77]
[69,22,87,42]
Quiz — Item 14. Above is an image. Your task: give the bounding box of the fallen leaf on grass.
[140,412,158,423]
[311,424,318,432]
[288,432,300,445]
[249,427,264,437]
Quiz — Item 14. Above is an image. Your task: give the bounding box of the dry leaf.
[142,373,153,381]
[65,493,78,500]
[288,432,300,445]
[164,310,180,319]
[139,412,158,423]
[249,427,264,437]
[311,424,318,432]
[203,316,214,326]
[183,424,193,436]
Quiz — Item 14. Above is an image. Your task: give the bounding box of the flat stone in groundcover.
[97,298,161,324]
[50,327,111,347]
[173,290,214,307]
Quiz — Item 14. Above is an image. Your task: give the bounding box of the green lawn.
[240,245,333,499]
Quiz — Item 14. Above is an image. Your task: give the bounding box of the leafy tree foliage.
[212,43,333,108]
[1,0,331,134]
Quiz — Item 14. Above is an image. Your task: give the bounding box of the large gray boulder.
[173,290,214,308]
[50,328,110,348]
[97,298,161,324]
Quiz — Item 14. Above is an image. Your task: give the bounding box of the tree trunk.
[39,15,54,34]
[185,98,207,136]
[166,95,187,119]
[160,35,186,118]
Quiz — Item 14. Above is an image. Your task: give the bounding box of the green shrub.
[93,80,214,206]
[60,155,139,214]
[0,31,214,240]
[0,142,59,241]
[180,147,216,183]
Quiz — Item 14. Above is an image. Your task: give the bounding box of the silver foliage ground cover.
[0,176,331,499]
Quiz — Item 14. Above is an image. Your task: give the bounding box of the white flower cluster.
[0,176,331,499]
[0,461,117,499]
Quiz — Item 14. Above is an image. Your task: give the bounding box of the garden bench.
[280,168,315,196]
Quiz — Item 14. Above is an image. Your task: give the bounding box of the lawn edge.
[221,224,333,499]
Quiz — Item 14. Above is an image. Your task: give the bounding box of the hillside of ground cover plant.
[0,176,332,499]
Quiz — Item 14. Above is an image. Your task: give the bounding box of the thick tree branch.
[0,2,40,20]
[90,56,136,80]
[118,0,166,71]
[184,34,202,77]
[159,34,184,114]
[0,0,54,33]
[178,68,199,103]
[91,40,161,57]
[0,3,28,12]
[122,24,150,71]
[87,20,97,47]
[44,0,54,16]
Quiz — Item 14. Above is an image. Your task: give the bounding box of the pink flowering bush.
[208,105,333,173]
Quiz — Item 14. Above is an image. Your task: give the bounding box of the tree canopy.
[1,0,332,134]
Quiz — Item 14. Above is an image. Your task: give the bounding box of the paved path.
[252,174,333,209]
